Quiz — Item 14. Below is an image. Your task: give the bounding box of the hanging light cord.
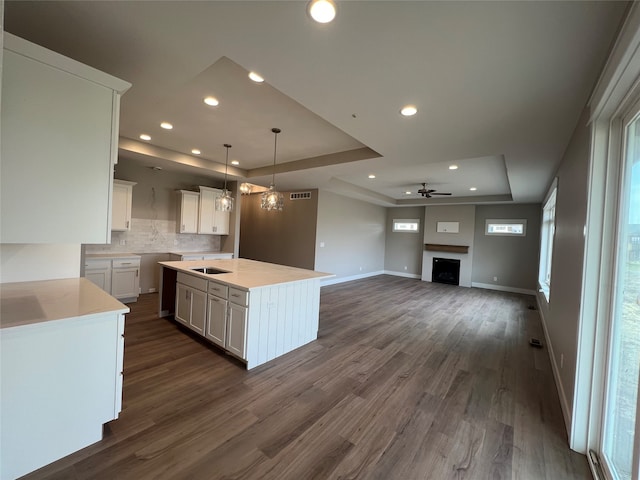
[271,128,280,186]
[223,143,231,190]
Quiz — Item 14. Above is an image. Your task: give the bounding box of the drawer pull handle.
[120,262,132,265]
[231,294,240,298]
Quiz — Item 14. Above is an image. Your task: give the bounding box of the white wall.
[315,190,386,284]
[422,205,476,287]
[0,244,81,283]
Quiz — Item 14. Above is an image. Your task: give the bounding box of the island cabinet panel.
[245,279,321,369]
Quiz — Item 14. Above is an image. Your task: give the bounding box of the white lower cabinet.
[227,302,247,359]
[175,273,208,335]
[85,255,140,302]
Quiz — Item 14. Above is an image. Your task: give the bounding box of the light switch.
[320,242,325,248]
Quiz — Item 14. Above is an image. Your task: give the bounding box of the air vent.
[290,192,312,200]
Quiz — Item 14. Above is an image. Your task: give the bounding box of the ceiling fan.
[417,182,452,198]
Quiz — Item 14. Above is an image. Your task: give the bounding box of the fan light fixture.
[261,128,284,211]
[239,183,253,195]
[215,144,234,212]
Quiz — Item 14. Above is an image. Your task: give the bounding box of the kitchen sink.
[191,267,230,275]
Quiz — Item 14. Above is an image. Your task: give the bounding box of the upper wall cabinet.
[198,186,230,235]
[177,190,200,234]
[111,180,136,231]
[1,33,131,244]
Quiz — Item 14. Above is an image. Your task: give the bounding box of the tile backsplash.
[85,218,221,254]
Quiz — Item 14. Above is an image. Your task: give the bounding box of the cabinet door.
[175,283,191,326]
[206,295,227,347]
[178,191,199,233]
[212,197,230,235]
[190,288,207,335]
[1,43,123,243]
[111,267,139,300]
[112,181,134,231]
[85,269,111,294]
[198,187,216,234]
[227,303,247,359]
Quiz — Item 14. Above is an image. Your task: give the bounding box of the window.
[485,219,527,236]
[393,219,419,232]
[538,184,557,301]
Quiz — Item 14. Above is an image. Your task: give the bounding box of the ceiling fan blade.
[429,192,452,196]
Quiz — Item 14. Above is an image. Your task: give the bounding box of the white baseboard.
[321,270,385,286]
[471,282,537,296]
[383,270,421,279]
[536,293,573,440]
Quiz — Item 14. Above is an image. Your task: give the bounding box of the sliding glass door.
[600,106,640,480]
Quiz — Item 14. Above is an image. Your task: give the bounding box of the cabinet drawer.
[177,272,208,291]
[85,259,111,270]
[208,281,228,299]
[229,288,249,306]
[113,258,140,268]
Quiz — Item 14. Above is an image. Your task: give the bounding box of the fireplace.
[432,257,460,286]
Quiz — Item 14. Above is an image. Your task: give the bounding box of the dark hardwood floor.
[22,275,590,479]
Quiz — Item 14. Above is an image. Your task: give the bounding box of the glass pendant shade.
[239,182,252,195]
[261,184,284,211]
[215,189,234,212]
[261,128,284,212]
[216,143,234,212]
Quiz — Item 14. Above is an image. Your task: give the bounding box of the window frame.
[484,219,527,236]
[392,218,420,233]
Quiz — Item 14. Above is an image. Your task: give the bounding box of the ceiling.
[4,1,628,207]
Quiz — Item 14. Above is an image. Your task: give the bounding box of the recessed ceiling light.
[139,134,151,141]
[308,0,336,23]
[469,187,477,191]
[191,149,201,155]
[160,122,173,130]
[368,174,376,179]
[400,105,417,116]
[204,96,219,107]
[231,160,240,166]
[248,71,264,83]
[405,191,412,195]
[449,165,458,170]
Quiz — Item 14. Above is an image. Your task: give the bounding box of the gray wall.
[315,190,386,280]
[472,204,541,290]
[384,207,425,276]
[239,189,318,270]
[537,107,591,419]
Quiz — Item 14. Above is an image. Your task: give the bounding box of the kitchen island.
[158,258,333,369]
[0,278,129,480]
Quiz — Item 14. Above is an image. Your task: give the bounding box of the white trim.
[470,282,536,296]
[537,291,573,438]
[320,270,385,286]
[383,270,421,279]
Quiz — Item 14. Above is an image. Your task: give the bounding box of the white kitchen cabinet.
[1,33,130,244]
[206,294,227,347]
[84,255,140,302]
[84,259,112,294]
[111,258,140,301]
[177,190,200,234]
[175,272,208,335]
[0,278,128,480]
[111,180,136,231]
[227,302,247,359]
[198,186,229,235]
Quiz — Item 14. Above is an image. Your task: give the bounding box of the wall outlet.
[320,242,325,248]
[404,266,408,270]
[119,239,126,246]
[173,239,178,246]
[359,266,363,271]
[493,276,498,282]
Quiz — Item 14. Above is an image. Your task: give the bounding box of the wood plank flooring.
[21,275,590,479]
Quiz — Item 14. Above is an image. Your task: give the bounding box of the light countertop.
[168,251,233,256]
[86,253,141,259]
[159,258,333,290]
[0,278,129,330]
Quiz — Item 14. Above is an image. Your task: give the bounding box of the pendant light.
[239,183,253,195]
[261,128,284,211]
[215,143,234,212]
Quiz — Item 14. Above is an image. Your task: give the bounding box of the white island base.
[159,259,333,370]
